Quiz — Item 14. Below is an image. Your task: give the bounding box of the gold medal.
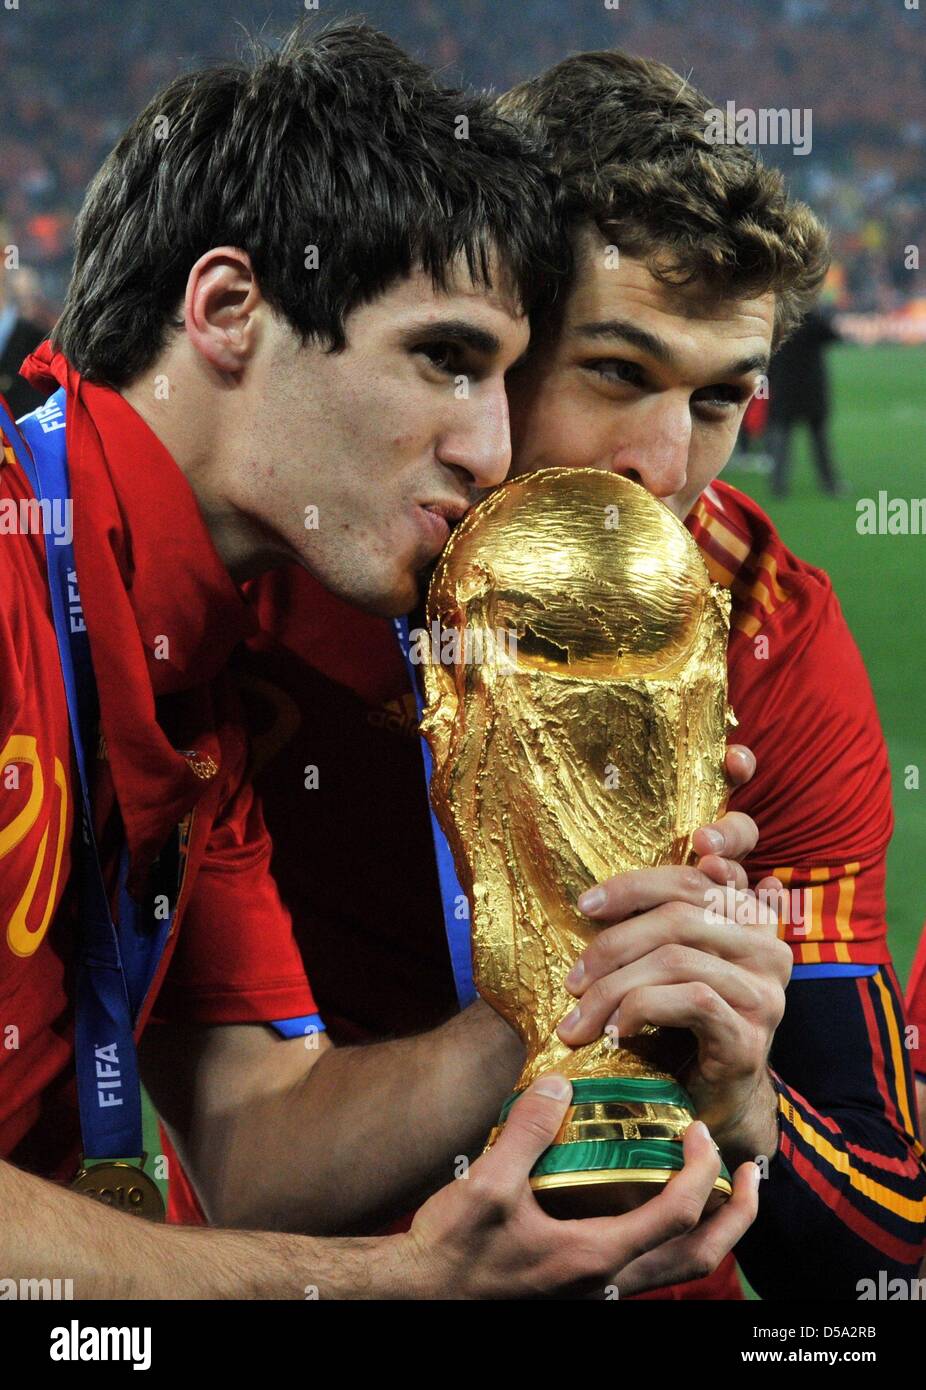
[71,1159,166,1222]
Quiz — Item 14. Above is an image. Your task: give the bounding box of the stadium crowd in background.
[0,0,923,325]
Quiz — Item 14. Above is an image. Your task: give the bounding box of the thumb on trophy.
[485,1075,573,1185]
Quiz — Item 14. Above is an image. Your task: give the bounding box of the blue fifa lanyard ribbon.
[394,616,476,1010]
[11,390,171,1159]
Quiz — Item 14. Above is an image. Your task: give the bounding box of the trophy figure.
[421,468,734,1217]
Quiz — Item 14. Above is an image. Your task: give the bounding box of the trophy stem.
[487,1077,732,1219]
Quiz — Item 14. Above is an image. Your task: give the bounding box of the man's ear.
[183,246,261,375]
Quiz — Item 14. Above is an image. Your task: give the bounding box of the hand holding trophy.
[421,468,735,1218]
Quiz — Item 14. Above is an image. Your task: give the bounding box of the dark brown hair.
[54,21,570,387]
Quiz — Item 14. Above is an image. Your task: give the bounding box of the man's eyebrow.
[400,318,502,357]
[575,318,770,378]
[724,351,771,378]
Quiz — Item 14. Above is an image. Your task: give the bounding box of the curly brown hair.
[498,51,830,346]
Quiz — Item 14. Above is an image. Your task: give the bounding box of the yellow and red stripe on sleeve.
[768,860,892,968]
[687,483,796,639]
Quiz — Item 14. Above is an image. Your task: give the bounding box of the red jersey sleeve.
[153,715,317,1027]
[691,483,894,967]
[906,926,926,1076]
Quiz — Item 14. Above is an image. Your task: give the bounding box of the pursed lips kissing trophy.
[421,467,734,1218]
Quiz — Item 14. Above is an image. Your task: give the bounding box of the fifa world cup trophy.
[421,468,734,1217]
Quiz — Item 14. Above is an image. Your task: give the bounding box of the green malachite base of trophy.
[488,1077,732,1219]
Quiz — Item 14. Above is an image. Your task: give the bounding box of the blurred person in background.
[0,217,48,418]
[730,393,773,476]
[767,305,846,497]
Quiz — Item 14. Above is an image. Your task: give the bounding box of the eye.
[691,385,751,418]
[417,342,459,376]
[584,359,645,387]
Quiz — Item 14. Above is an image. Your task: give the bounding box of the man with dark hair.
[0,24,759,1298]
[232,49,926,1299]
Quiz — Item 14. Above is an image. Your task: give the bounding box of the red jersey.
[0,343,315,1183]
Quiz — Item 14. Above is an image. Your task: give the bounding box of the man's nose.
[608,396,691,499]
[436,383,512,489]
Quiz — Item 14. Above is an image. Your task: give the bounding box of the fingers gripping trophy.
[421,468,734,1218]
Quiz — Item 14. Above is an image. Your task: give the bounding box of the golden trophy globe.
[421,468,734,1218]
